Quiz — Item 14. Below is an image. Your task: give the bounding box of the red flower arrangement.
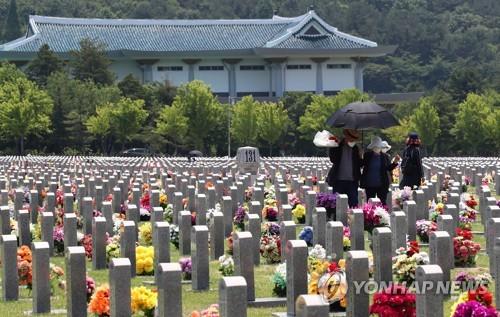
[369,284,416,317]
[468,286,493,307]
[453,237,481,267]
[456,228,473,240]
[81,234,93,260]
[466,196,478,209]
[406,241,420,256]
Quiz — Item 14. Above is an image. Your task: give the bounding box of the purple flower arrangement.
[316,192,337,210]
[233,205,248,230]
[265,222,281,236]
[86,276,96,303]
[179,257,192,280]
[453,301,497,317]
[53,225,65,255]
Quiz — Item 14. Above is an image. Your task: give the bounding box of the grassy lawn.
[0,185,498,316]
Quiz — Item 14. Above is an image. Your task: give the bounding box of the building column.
[352,57,367,92]
[311,58,329,95]
[266,63,273,97]
[222,59,241,98]
[265,58,287,98]
[182,59,201,82]
[136,59,159,84]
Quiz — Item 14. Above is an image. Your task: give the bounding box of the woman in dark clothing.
[399,132,424,189]
[326,129,363,208]
[360,136,399,205]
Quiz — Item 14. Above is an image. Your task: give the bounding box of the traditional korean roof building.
[0,9,396,99]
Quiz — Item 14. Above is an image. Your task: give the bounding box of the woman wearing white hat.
[361,136,400,204]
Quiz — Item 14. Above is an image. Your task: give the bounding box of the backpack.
[401,147,418,175]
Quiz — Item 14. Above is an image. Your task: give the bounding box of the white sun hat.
[381,140,391,151]
[367,136,384,150]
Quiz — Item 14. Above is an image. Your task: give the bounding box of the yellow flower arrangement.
[449,292,468,317]
[131,286,157,317]
[159,193,168,207]
[136,246,155,275]
[139,223,153,246]
[292,204,306,223]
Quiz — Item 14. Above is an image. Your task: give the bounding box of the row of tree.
[0,39,498,156]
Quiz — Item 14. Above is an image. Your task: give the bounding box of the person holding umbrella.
[360,136,400,204]
[326,129,363,208]
[399,132,424,189]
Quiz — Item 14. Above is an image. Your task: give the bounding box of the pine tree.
[26,44,63,87]
[2,0,22,42]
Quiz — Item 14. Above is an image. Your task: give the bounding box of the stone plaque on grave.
[236,147,260,175]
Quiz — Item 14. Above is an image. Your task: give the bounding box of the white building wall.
[322,59,356,92]
[235,60,269,93]
[152,60,189,87]
[193,60,228,93]
[284,58,316,92]
[109,60,142,81]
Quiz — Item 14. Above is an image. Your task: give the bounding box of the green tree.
[87,97,148,152]
[298,89,369,140]
[257,102,290,155]
[231,95,259,146]
[452,93,492,155]
[118,74,145,100]
[85,105,112,154]
[46,72,121,152]
[485,108,500,153]
[411,97,441,154]
[25,44,63,87]
[171,80,219,150]
[0,72,53,154]
[2,0,22,42]
[70,38,115,85]
[154,106,189,153]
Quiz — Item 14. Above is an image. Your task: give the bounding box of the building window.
[199,65,224,71]
[157,66,183,71]
[286,64,312,70]
[327,64,352,69]
[240,65,265,71]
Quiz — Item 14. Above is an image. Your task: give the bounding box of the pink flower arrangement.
[360,203,390,234]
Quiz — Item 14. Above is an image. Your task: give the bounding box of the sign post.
[236,147,260,185]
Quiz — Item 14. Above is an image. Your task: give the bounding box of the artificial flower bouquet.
[316,192,337,220]
[450,286,497,317]
[393,241,429,284]
[170,224,179,249]
[262,205,278,222]
[136,246,154,275]
[307,248,347,310]
[271,263,287,297]
[369,284,416,317]
[416,219,437,243]
[429,202,445,222]
[233,205,248,231]
[360,202,390,234]
[191,304,220,317]
[453,237,481,267]
[218,254,234,276]
[392,186,413,210]
[17,245,32,288]
[131,286,157,317]
[89,284,110,317]
[179,257,192,280]
[292,203,306,224]
[260,223,281,264]
[454,271,492,292]
[139,222,153,246]
[299,226,313,246]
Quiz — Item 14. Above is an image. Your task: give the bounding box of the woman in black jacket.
[399,132,424,189]
[360,136,399,205]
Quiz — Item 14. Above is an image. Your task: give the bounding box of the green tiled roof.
[0,10,379,58]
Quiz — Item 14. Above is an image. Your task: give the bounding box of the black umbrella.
[188,150,203,157]
[326,101,398,130]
